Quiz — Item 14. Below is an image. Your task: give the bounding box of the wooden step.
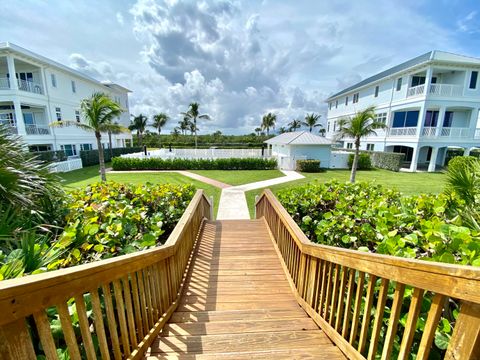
[170,309,309,323]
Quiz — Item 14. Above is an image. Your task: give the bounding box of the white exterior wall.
[289,145,331,168]
[0,44,132,153]
[325,53,480,171]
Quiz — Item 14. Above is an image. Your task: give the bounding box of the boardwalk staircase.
[0,190,479,359]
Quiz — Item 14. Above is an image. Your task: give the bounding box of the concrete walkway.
[216,170,305,220]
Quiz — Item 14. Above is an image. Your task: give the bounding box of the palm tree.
[179,117,190,135]
[171,127,181,137]
[189,121,197,136]
[254,127,262,136]
[107,122,123,158]
[153,113,169,147]
[181,102,210,148]
[278,126,287,134]
[261,113,276,135]
[336,106,386,183]
[51,92,126,181]
[303,113,322,132]
[129,114,148,146]
[288,119,302,131]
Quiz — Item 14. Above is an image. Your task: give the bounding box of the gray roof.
[265,131,333,145]
[327,52,433,100]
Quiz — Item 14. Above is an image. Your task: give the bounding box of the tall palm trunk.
[96,131,106,181]
[309,126,313,132]
[194,118,198,149]
[350,137,360,183]
[108,130,113,158]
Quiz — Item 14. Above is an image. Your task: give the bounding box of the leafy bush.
[51,182,195,268]
[277,180,480,265]
[112,156,278,170]
[348,153,372,170]
[33,150,67,163]
[296,159,321,172]
[370,151,404,171]
[80,147,143,166]
[447,156,479,172]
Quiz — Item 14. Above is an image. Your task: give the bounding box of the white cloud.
[457,11,479,33]
[116,12,125,26]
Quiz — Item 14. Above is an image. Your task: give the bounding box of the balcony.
[25,124,50,135]
[0,77,44,94]
[389,127,417,136]
[406,83,463,98]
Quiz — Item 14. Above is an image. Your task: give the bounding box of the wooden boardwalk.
[146,219,345,359]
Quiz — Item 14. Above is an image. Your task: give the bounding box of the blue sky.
[2,0,480,134]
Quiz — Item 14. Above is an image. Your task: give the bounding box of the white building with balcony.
[0,42,132,156]
[326,51,480,172]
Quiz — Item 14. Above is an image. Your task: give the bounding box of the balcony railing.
[17,79,44,95]
[422,127,437,137]
[440,127,470,138]
[476,129,480,139]
[0,77,10,89]
[389,127,417,136]
[25,124,50,135]
[406,83,463,98]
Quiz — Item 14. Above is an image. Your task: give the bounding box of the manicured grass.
[246,169,447,218]
[59,164,222,218]
[190,170,285,186]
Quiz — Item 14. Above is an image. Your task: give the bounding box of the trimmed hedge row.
[343,149,405,171]
[112,157,277,170]
[348,153,372,170]
[80,147,143,167]
[33,150,67,163]
[296,159,321,172]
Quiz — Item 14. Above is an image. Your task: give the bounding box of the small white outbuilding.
[265,131,333,170]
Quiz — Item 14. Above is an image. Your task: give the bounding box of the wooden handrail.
[0,190,212,360]
[256,189,480,360]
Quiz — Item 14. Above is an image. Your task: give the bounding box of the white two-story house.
[0,42,132,156]
[326,51,480,172]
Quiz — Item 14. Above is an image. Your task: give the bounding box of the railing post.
[445,301,480,359]
[0,320,36,359]
[209,196,214,220]
[254,195,259,219]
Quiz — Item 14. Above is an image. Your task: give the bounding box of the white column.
[416,103,427,138]
[410,146,419,172]
[6,55,18,90]
[436,106,446,137]
[464,147,471,156]
[469,108,479,135]
[13,99,26,135]
[428,147,438,172]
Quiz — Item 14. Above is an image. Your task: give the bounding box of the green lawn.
[59,164,222,218]
[245,169,447,218]
[190,170,284,186]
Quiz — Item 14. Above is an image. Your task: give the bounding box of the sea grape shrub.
[52,182,195,268]
[277,180,480,265]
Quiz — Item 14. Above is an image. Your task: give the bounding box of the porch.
[0,101,50,135]
[406,67,467,99]
[0,55,44,95]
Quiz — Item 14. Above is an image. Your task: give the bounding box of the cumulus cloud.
[116,12,124,26]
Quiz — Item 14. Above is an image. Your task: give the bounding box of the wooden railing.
[0,190,212,360]
[256,189,480,360]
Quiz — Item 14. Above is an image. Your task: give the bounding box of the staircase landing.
[146,220,344,359]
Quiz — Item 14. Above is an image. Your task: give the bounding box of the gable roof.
[265,131,332,145]
[0,42,131,93]
[327,50,480,101]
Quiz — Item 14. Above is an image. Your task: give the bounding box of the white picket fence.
[49,158,83,173]
[121,148,271,160]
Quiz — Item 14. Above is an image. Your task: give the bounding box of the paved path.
[216,171,304,220]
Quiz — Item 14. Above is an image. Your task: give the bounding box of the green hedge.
[343,149,404,171]
[33,150,67,163]
[112,157,277,170]
[348,153,372,170]
[80,147,143,167]
[448,156,479,172]
[296,159,321,172]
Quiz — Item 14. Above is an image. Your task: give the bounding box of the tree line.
[256,112,325,136]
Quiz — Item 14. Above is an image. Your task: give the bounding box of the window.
[51,74,57,87]
[71,80,76,93]
[374,112,387,124]
[333,121,336,132]
[346,143,353,149]
[469,71,478,89]
[374,86,379,97]
[392,111,419,128]
[411,76,425,87]
[0,113,15,127]
[443,111,453,127]
[60,144,77,156]
[345,96,349,106]
[55,107,62,121]
[327,122,331,132]
[80,143,92,151]
[424,111,439,127]
[329,102,332,110]
[396,78,402,91]
[335,100,338,109]
[367,144,375,151]
[353,93,359,103]
[75,110,80,123]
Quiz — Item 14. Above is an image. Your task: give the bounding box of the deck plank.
[147,220,345,359]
